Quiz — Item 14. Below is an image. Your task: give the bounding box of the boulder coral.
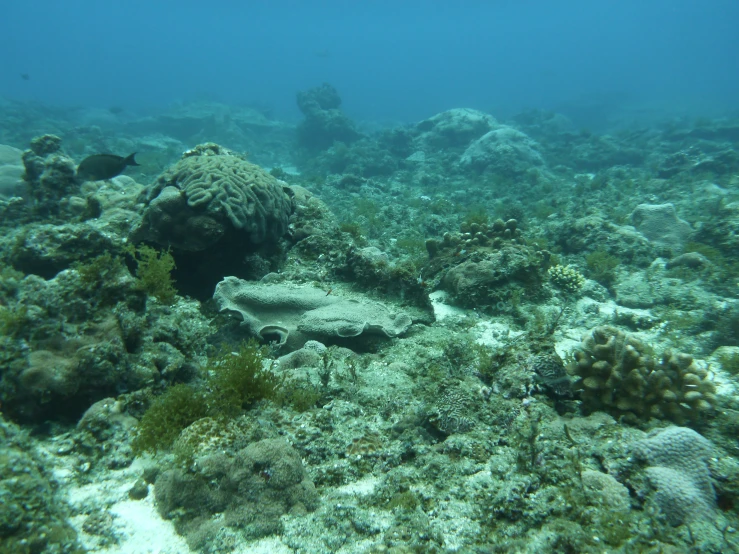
[132,143,294,252]
[460,126,545,177]
[21,135,80,217]
[630,203,692,253]
[630,426,716,526]
[296,83,361,151]
[154,438,319,546]
[568,326,717,423]
[415,108,498,149]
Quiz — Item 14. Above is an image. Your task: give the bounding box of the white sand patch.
[101,496,190,554]
[474,320,524,349]
[429,290,466,321]
[66,458,191,554]
[335,475,380,497]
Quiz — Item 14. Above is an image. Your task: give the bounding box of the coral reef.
[21,135,83,218]
[296,83,362,151]
[569,326,717,423]
[0,144,23,197]
[3,92,739,554]
[441,246,549,310]
[0,416,85,553]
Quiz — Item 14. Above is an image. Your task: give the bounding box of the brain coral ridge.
[569,326,717,423]
[630,426,716,526]
[138,144,293,250]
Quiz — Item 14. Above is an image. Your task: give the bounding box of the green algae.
[585,249,620,286]
[126,244,178,305]
[131,384,208,454]
[132,340,282,454]
[206,341,282,418]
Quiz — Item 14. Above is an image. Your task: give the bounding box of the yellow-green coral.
[548,264,585,293]
[568,326,716,423]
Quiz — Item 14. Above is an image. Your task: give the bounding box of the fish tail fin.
[125,153,140,166]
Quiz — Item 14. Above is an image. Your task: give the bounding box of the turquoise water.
[1,2,738,553]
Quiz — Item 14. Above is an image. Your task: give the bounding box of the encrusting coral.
[568,326,717,423]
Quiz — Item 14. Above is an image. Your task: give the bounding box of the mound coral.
[296,83,361,151]
[630,426,716,526]
[132,143,294,252]
[568,326,716,423]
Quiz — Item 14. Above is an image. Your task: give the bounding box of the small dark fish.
[20,73,30,81]
[76,153,139,181]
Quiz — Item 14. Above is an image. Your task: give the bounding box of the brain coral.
[568,326,717,423]
[134,143,293,251]
[630,426,716,526]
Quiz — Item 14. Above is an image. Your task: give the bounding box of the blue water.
[2,0,738,126]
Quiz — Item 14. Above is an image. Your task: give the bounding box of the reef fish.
[76,153,139,181]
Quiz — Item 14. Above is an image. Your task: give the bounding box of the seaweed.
[463,207,489,228]
[131,384,208,455]
[125,244,178,305]
[207,341,283,418]
[132,340,283,454]
[585,250,619,286]
[0,304,29,338]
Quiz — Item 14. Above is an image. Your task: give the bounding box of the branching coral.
[547,264,585,294]
[568,326,716,423]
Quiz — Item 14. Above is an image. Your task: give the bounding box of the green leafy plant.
[0,304,28,337]
[74,252,127,304]
[278,382,324,412]
[339,221,364,240]
[131,384,208,454]
[207,340,283,418]
[132,340,284,454]
[463,207,489,228]
[126,245,178,305]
